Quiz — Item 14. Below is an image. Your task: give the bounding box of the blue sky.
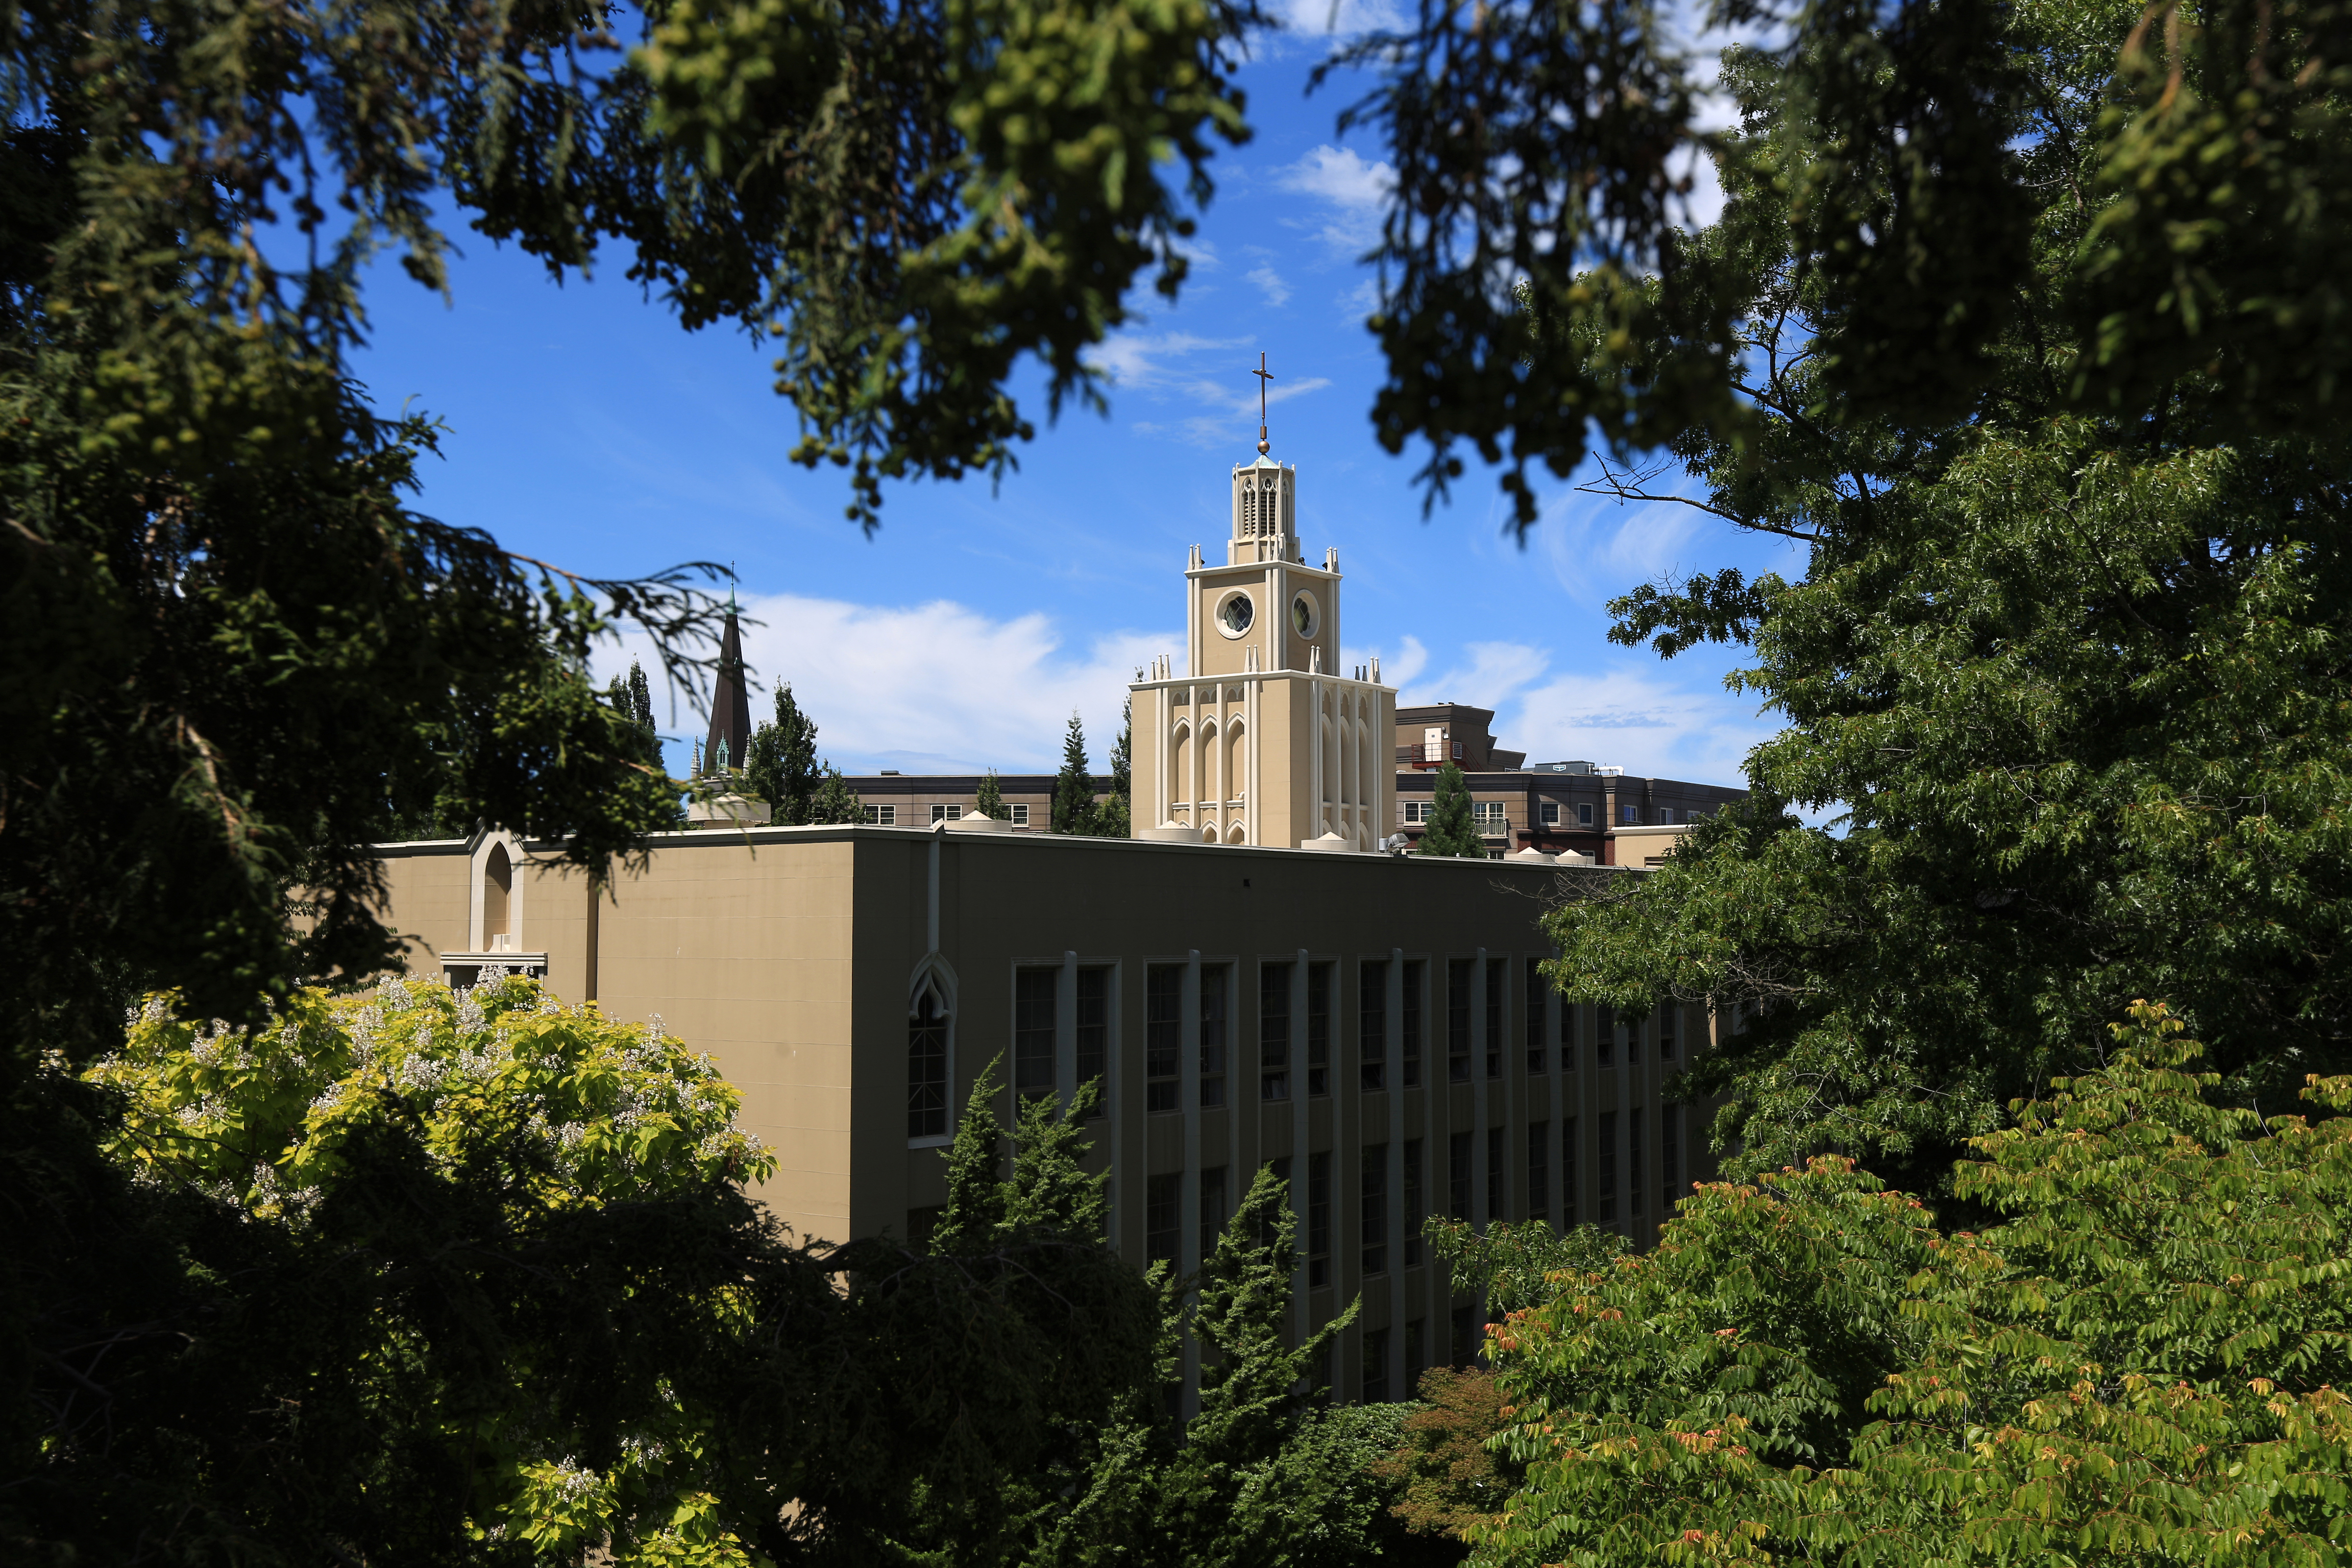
[349,7,1803,785]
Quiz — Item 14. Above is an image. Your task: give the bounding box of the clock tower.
[1131,436,1396,851]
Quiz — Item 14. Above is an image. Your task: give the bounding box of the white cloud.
[1247,265,1294,308]
[1272,145,1396,255]
[604,593,1178,775]
[1263,0,1408,40]
[1510,665,1771,783]
[1336,276,1383,320]
[1084,330,1249,390]
[1401,640,1554,711]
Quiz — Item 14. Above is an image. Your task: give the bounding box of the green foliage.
[1102,697,1134,838]
[978,768,1009,821]
[1417,765,1488,858]
[1340,0,2352,524]
[32,976,1168,1566]
[1427,1215,1629,1319]
[81,974,773,1566]
[1528,0,2352,1186]
[808,762,864,825]
[1473,1003,2352,1568]
[746,682,821,824]
[629,659,659,730]
[1052,711,1102,835]
[1369,1367,1506,1552]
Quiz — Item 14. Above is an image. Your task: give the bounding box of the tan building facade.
[373,823,1722,1406]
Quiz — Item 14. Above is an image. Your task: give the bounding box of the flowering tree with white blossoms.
[89,972,774,1566]
[72,971,1163,1567]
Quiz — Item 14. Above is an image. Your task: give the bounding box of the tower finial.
[1251,352,1274,455]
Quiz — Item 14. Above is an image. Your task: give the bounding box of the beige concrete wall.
[371,824,1727,1406]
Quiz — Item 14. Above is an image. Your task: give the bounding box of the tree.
[1472,1004,2352,1568]
[808,762,865,826]
[1101,698,1135,839]
[1374,0,2352,1186]
[54,973,1169,1566]
[1416,765,1487,858]
[1052,711,1102,835]
[627,660,658,731]
[978,768,1009,821]
[745,682,821,825]
[1370,1367,1505,1554]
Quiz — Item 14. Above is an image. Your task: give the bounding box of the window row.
[1396,800,1708,829]
[862,802,1036,826]
[1138,1108,1689,1276]
[910,959,1696,1136]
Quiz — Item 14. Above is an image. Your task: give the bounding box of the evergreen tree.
[1052,711,1100,835]
[808,761,864,825]
[1100,698,1134,839]
[745,682,820,825]
[1416,765,1487,858]
[977,768,1009,821]
[626,660,656,730]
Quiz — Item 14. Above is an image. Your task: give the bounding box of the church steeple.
[703,603,752,777]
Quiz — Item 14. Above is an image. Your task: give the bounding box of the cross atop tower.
[1252,352,1274,455]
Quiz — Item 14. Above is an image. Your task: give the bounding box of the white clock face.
[1219,592,1255,636]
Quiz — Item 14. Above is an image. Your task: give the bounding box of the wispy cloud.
[1247,265,1294,308]
[1401,640,1554,711]
[1272,145,1396,256]
[605,593,1178,775]
[1511,664,1771,782]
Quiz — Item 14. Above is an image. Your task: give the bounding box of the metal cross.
[1252,352,1274,454]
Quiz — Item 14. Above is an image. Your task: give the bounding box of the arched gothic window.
[908,981,950,1138]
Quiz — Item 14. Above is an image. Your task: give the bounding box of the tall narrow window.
[1200,1165,1229,1262]
[1361,1144,1389,1275]
[1630,1107,1645,1218]
[1014,968,1057,1099]
[1307,1152,1333,1287]
[1450,1303,1476,1367]
[1660,1003,1677,1061]
[1403,1138,1425,1266]
[1597,1003,1615,1067]
[1448,1132,1471,1221]
[1562,1117,1578,1222]
[1362,1327,1391,1404]
[1402,962,1425,1086]
[1359,960,1388,1091]
[1260,962,1293,1102]
[1200,966,1229,1108]
[1598,1111,1618,1223]
[1146,1174,1181,1267]
[482,843,512,943]
[1446,959,1473,1082]
[1307,962,1332,1096]
[907,987,948,1138]
[1487,1126,1506,1223]
[1485,958,1506,1079]
[1526,964,1549,1074]
[1146,965,1181,1113]
[1405,1319,1425,1396]
[1527,1120,1550,1223]
[1560,1003,1578,1075]
[1663,1104,1680,1214]
[1076,967,1109,1116]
